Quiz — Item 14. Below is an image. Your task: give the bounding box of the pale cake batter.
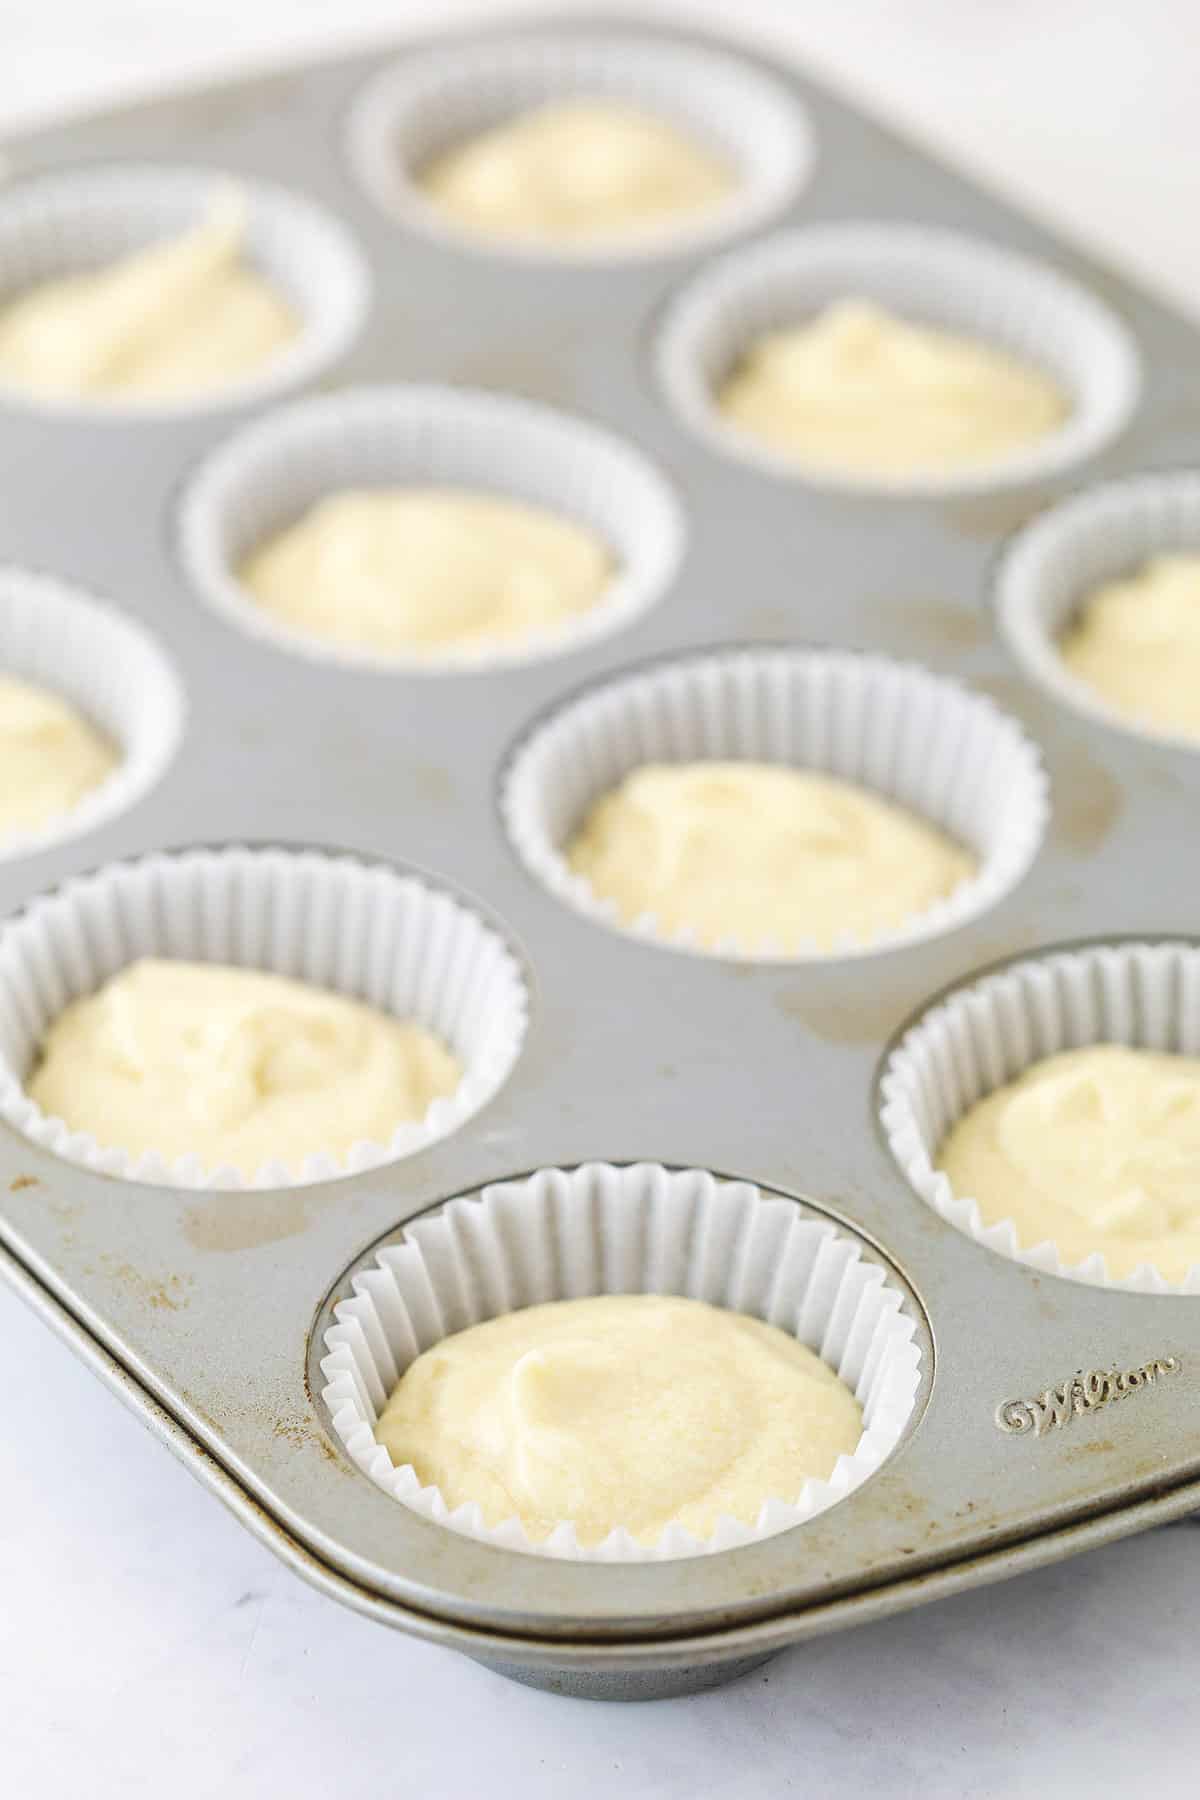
[1060,554,1200,742]
[27,959,461,1177]
[375,1294,863,1545]
[938,1044,1200,1281]
[717,299,1068,477]
[239,487,615,655]
[418,99,734,246]
[0,674,117,842]
[566,761,976,952]
[0,193,299,401]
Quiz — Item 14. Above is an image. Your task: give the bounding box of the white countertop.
[3,5,1200,1795]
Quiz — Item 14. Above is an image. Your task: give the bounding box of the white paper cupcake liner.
[993,470,1200,751]
[320,1162,923,1561]
[0,164,370,418]
[501,646,1048,961]
[176,384,685,673]
[345,31,814,264]
[0,567,184,863]
[0,846,528,1189]
[656,223,1141,496]
[880,938,1200,1293]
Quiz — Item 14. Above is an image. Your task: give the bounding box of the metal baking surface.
[4,18,1200,1702]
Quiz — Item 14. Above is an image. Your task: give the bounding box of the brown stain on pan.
[46,1189,83,1224]
[776,925,1042,1043]
[449,350,574,409]
[776,983,922,1045]
[972,679,1124,853]
[892,599,986,653]
[193,1390,348,1473]
[99,1254,192,1313]
[404,762,455,806]
[962,927,1044,966]
[1145,764,1185,796]
[9,1174,39,1191]
[941,494,1049,541]
[1064,1439,1117,1461]
[1052,745,1123,852]
[971,672,1055,736]
[182,1190,310,1253]
[745,607,798,636]
[273,1413,342,1466]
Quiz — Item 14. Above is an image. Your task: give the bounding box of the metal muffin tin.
[4,18,1200,1703]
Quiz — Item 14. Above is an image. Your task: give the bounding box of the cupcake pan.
[2,18,1200,1702]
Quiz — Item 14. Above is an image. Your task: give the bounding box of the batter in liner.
[717,299,1067,477]
[0,674,116,842]
[565,761,976,952]
[0,192,299,400]
[375,1293,863,1545]
[418,99,734,245]
[1060,554,1200,742]
[938,1044,1200,1281]
[239,487,614,656]
[27,959,461,1177]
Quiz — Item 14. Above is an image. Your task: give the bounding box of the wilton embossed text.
[995,1357,1181,1437]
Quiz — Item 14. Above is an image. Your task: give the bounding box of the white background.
[3,4,1200,1796]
